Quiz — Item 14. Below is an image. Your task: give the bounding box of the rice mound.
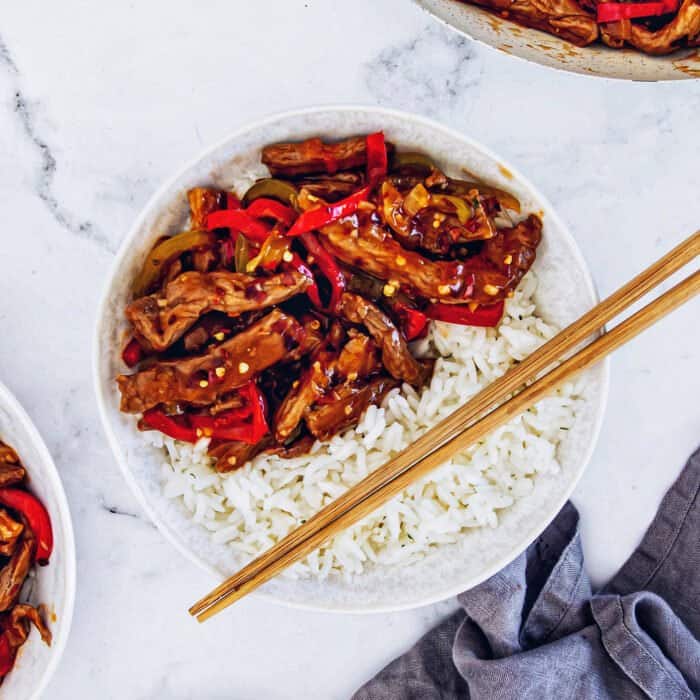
[154,271,584,580]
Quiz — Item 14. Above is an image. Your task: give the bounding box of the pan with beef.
[0,442,53,683]
[117,132,543,473]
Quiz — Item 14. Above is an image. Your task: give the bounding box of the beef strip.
[379,180,496,255]
[482,214,543,292]
[339,293,431,386]
[0,526,34,612]
[0,464,25,488]
[187,187,229,230]
[2,604,52,647]
[267,433,316,459]
[262,136,393,177]
[0,510,23,558]
[117,309,306,413]
[305,375,400,441]
[126,270,310,352]
[273,349,338,442]
[319,214,509,305]
[208,439,270,473]
[464,0,599,46]
[273,333,380,443]
[335,332,381,380]
[297,172,365,201]
[600,0,700,54]
[0,445,19,465]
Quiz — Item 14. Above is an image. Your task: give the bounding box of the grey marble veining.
[0,1,698,698]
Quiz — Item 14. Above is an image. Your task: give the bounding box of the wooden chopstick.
[190,232,700,621]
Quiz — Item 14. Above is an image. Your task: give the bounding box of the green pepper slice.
[133,230,215,296]
[241,179,299,208]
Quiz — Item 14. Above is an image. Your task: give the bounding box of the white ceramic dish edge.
[94,105,609,614]
[0,381,76,699]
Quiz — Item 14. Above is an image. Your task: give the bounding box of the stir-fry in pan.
[0,442,52,682]
[458,0,700,54]
[116,133,542,473]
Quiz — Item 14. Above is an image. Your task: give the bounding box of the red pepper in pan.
[0,489,54,565]
[286,187,371,237]
[365,131,388,186]
[597,0,677,20]
[299,232,346,312]
[141,409,198,444]
[121,337,143,368]
[424,300,505,328]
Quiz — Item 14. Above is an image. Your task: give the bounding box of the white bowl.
[415,0,700,80]
[0,381,76,698]
[94,106,609,613]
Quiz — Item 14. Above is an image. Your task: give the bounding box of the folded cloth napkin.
[354,446,700,700]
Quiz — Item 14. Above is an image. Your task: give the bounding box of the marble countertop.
[1,1,699,697]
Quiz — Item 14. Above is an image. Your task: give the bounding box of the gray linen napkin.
[354,446,700,700]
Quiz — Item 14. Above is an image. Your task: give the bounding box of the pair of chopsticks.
[190,230,700,622]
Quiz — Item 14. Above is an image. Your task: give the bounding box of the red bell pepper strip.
[206,209,271,244]
[141,409,198,444]
[0,635,15,677]
[597,0,677,20]
[225,192,241,210]
[393,302,429,341]
[286,186,371,237]
[366,131,388,186]
[121,337,143,368]
[245,198,297,227]
[189,382,269,444]
[424,300,505,328]
[299,232,346,312]
[287,253,323,308]
[0,489,53,566]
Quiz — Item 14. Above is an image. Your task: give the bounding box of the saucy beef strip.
[0,445,24,487]
[306,375,400,441]
[379,180,496,255]
[0,465,25,489]
[0,511,23,558]
[600,0,700,54]
[187,187,230,230]
[0,525,35,612]
[319,214,509,305]
[1,604,52,648]
[465,0,599,46]
[338,293,430,386]
[273,348,337,443]
[208,439,270,473]
[126,270,310,353]
[0,445,19,466]
[273,333,381,443]
[297,172,365,201]
[117,309,306,413]
[262,136,393,177]
[482,214,543,292]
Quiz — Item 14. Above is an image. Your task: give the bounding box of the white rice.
[153,271,585,580]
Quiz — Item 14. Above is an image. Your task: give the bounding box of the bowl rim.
[0,380,77,697]
[93,104,610,614]
[412,0,699,82]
